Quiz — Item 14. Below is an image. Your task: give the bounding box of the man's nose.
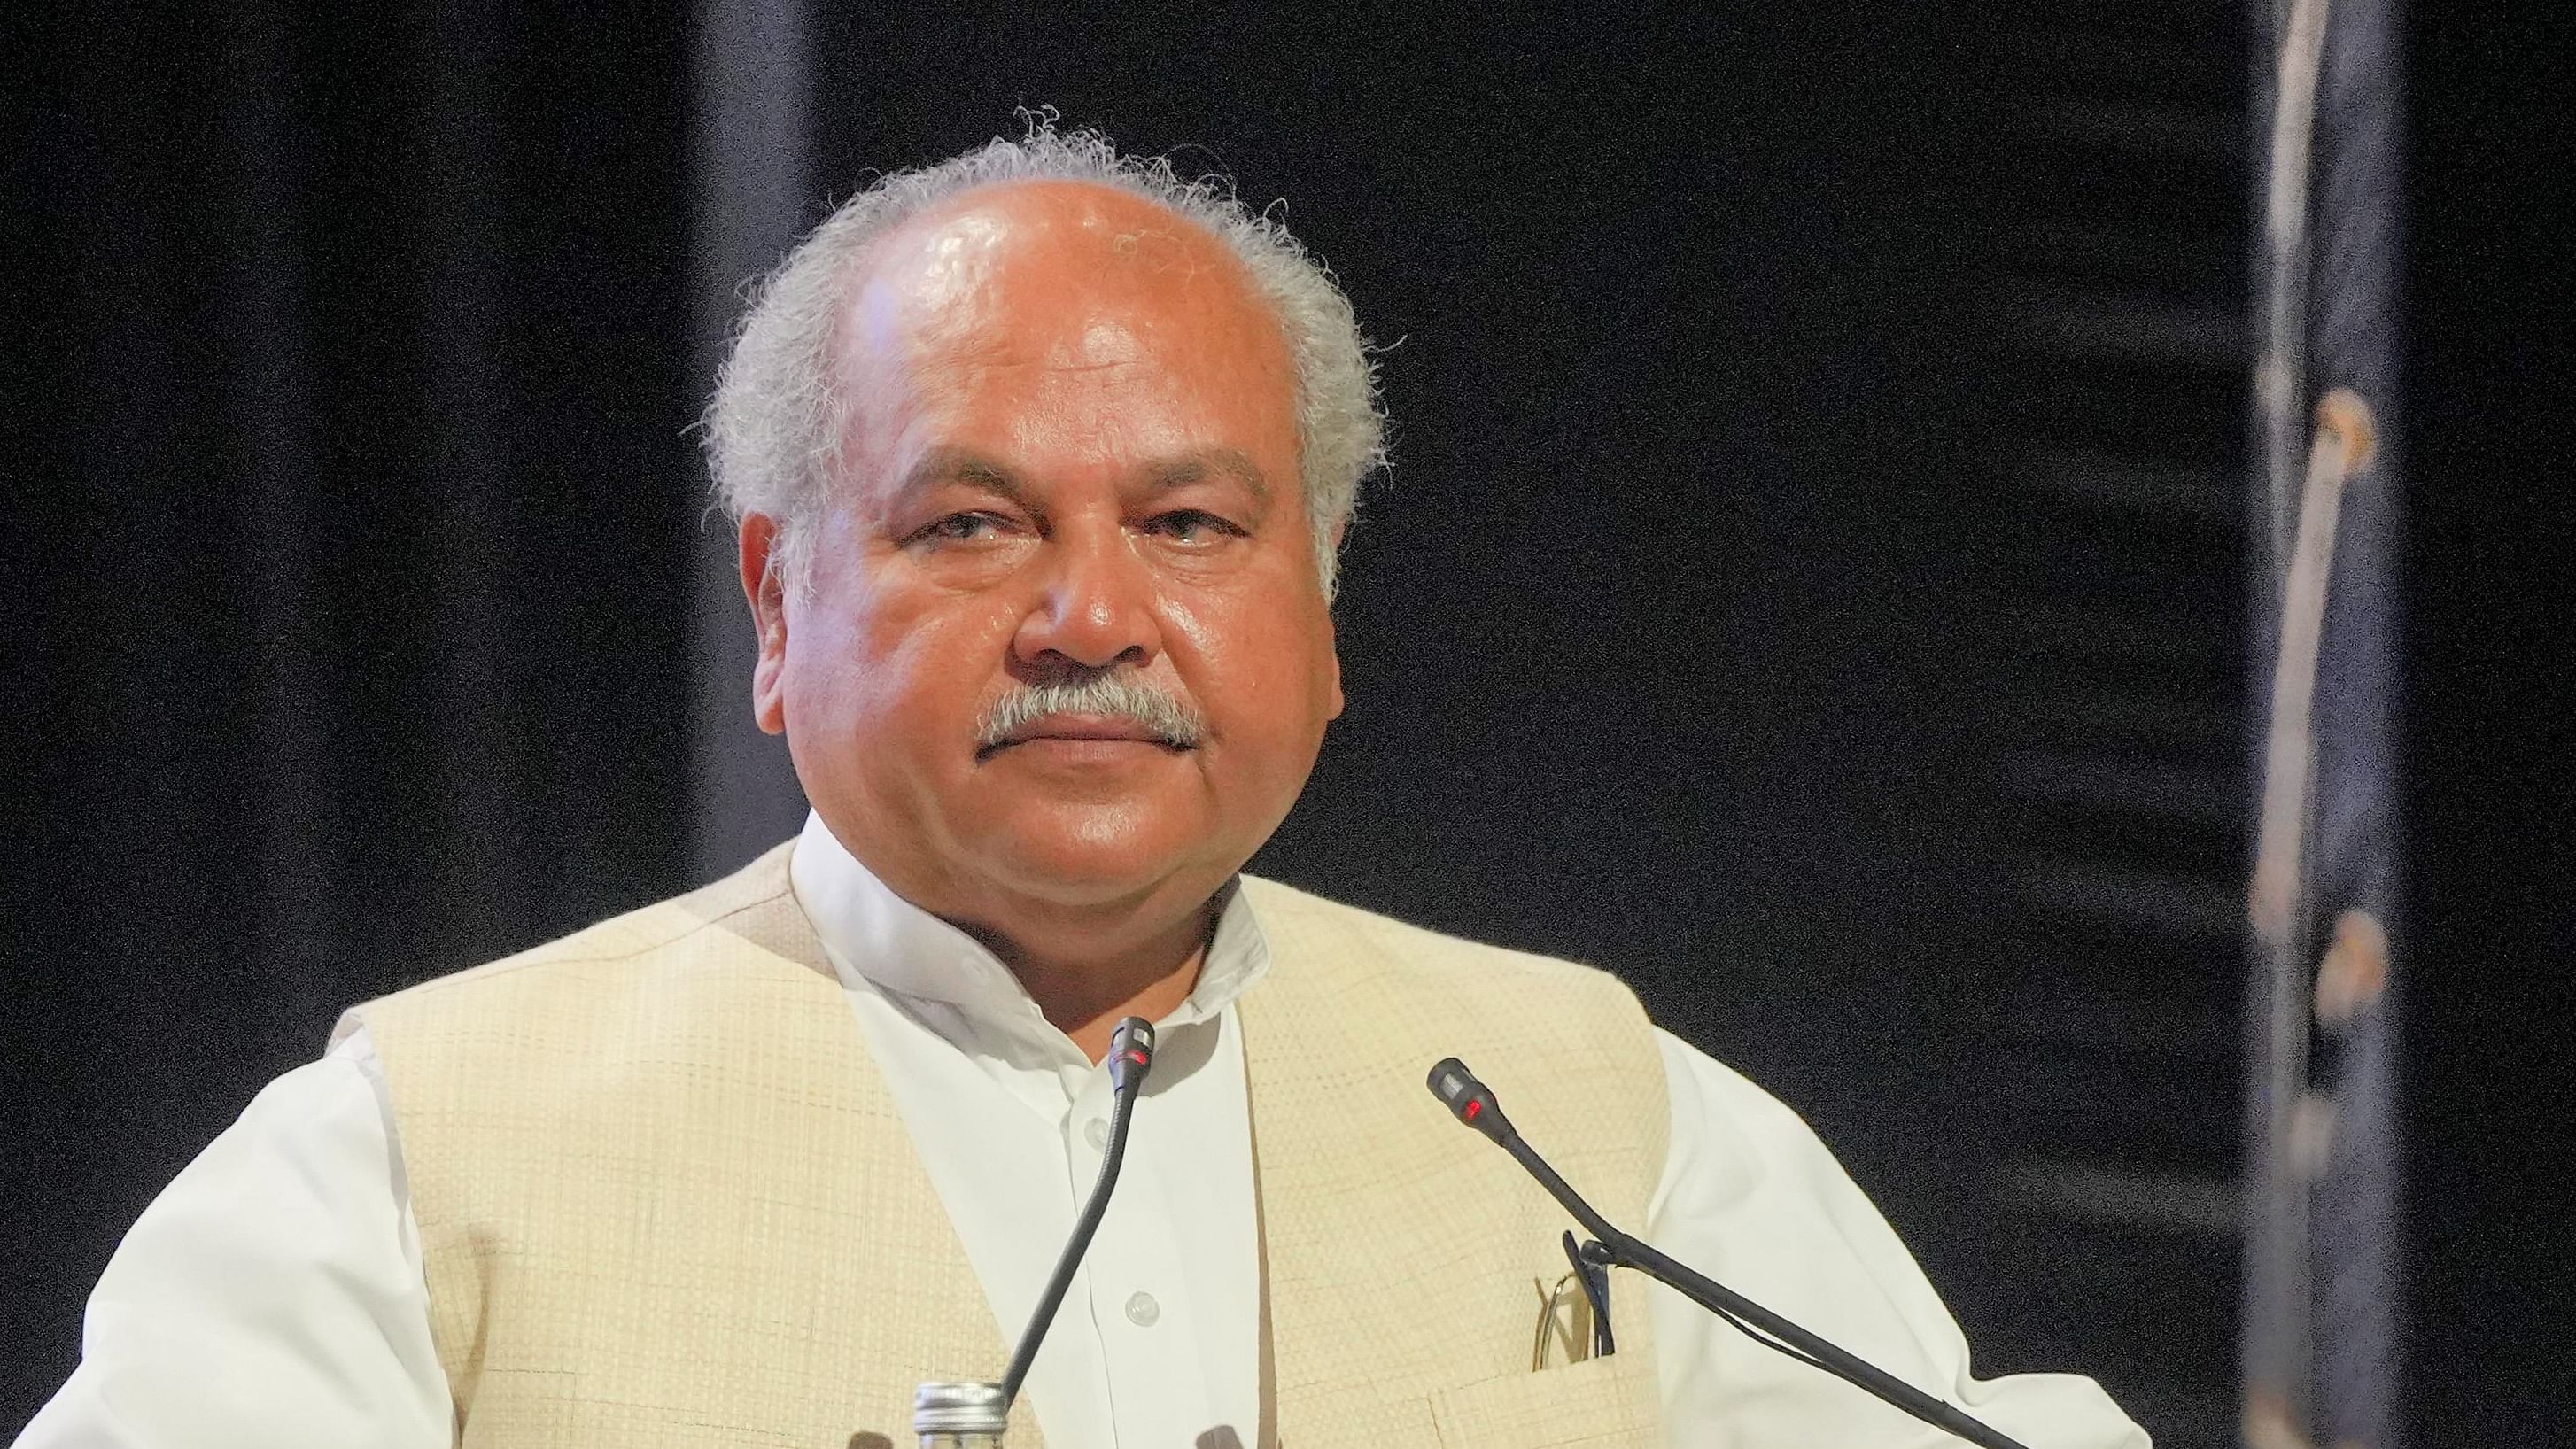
[1012,524,1162,672]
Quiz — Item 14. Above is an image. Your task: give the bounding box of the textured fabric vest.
[354,845,1667,1448]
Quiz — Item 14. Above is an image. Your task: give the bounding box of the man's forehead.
[834,177,1294,418]
[855,180,1242,318]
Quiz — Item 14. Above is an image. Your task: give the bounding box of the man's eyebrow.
[892,446,1030,508]
[1144,448,1272,500]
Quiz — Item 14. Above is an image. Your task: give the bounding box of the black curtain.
[2406,2,2576,1438]
[4,3,697,1414]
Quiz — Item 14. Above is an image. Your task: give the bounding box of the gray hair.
[702,120,1388,600]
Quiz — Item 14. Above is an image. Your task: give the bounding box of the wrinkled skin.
[740,181,1344,1059]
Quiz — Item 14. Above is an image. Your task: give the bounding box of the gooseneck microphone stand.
[1000,1017,1157,1403]
[912,1018,1157,1445]
[1428,1058,2037,1449]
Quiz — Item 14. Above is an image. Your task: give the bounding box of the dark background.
[5,3,2567,1445]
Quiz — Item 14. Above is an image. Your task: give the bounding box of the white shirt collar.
[787,810,1272,1045]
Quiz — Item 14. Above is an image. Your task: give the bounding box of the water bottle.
[912,1380,1008,1447]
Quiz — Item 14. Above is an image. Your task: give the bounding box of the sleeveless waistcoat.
[353,846,1667,1448]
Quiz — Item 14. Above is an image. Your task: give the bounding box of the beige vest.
[355,846,1668,1448]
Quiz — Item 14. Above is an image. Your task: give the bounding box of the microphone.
[1425,1058,2037,1449]
[997,1017,1157,1406]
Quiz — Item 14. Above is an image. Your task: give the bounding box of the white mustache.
[974,674,1207,751]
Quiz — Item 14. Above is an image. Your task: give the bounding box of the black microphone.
[1426,1057,2037,1449]
[997,1016,1157,1406]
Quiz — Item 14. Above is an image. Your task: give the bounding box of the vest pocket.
[1427,1352,1659,1448]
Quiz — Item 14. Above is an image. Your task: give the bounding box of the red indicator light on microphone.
[1126,1050,1148,1065]
[1429,1058,1510,1140]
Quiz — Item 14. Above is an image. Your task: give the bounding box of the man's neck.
[953,897,1216,1064]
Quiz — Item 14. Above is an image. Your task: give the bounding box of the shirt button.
[1124,1291,1160,1328]
[1084,1117,1110,1151]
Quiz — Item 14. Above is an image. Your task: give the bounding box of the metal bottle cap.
[912,1380,1008,1437]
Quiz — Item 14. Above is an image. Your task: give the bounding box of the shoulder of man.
[1238,873,1636,996]
[1233,874,1657,1068]
[340,841,819,1057]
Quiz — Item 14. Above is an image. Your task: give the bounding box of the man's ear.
[739,514,790,736]
[1323,517,1346,721]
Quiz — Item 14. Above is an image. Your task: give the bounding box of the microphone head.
[1426,1057,1512,1141]
[1108,1017,1156,1095]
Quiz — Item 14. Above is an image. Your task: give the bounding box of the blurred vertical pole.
[687,0,812,876]
[2245,0,2403,1444]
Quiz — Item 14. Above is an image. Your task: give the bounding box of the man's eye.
[911,512,1009,545]
[1144,510,1243,544]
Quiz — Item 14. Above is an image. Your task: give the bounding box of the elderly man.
[20,128,2145,1449]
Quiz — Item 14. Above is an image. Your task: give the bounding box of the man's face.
[747,181,1343,926]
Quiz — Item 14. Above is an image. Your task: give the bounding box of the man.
[19,128,2146,1448]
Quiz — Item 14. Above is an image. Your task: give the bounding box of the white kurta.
[17,814,2145,1449]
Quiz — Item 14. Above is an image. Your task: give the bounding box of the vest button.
[1123,1291,1160,1328]
[1084,1116,1110,1151]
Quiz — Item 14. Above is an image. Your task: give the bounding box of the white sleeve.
[1643,1029,2149,1448]
[13,1027,454,1449]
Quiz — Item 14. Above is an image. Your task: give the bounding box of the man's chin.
[971,818,1228,912]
